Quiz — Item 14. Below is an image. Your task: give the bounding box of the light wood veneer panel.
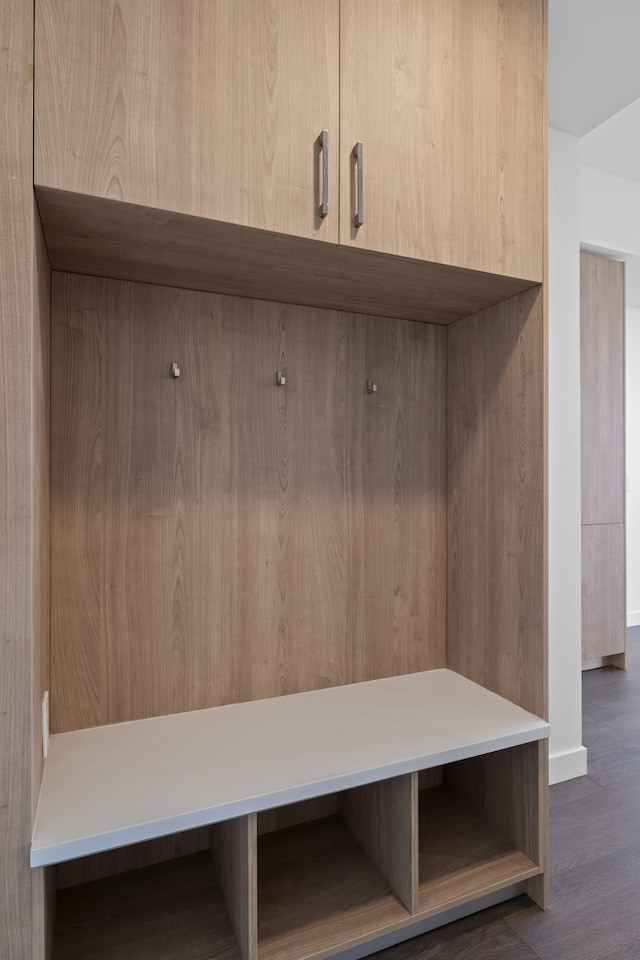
[36,187,538,327]
[0,0,52,953]
[50,274,446,731]
[257,816,410,960]
[443,740,548,909]
[35,0,340,244]
[210,816,257,960]
[417,785,539,916]
[340,0,544,281]
[445,742,542,870]
[346,314,447,682]
[340,775,418,914]
[580,252,625,525]
[57,829,209,889]
[54,853,243,960]
[257,797,339,836]
[582,523,626,660]
[447,287,545,717]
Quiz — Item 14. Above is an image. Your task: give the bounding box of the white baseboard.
[627,611,640,627]
[549,745,588,784]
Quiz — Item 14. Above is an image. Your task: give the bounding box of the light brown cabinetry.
[580,251,626,666]
[4,2,548,959]
[35,0,340,243]
[339,0,545,279]
[35,0,544,279]
[582,523,626,662]
[50,275,447,732]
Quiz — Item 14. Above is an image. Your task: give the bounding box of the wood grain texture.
[525,738,549,910]
[50,274,446,730]
[580,252,625,525]
[444,742,543,874]
[32,867,57,960]
[582,523,626,660]
[447,287,545,717]
[340,775,418,914]
[257,797,339,836]
[57,829,209,889]
[53,853,243,960]
[340,0,545,281]
[36,187,538,328]
[346,314,447,682]
[417,786,539,917]
[257,816,410,960]
[210,816,257,960]
[35,0,340,244]
[0,0,51,954]
[33,211,52,813]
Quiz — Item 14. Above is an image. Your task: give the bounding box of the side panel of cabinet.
[35,0,340,243]
[339,0,545,281]
[447,287,545,718]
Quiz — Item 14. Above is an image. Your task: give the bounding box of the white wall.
[548,128,588,783]
[581,166,640,258]
[627,307,640,626]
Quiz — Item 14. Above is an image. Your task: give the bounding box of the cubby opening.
[418,744,543,916]
[256,780,415,960]
[53,851,241,960]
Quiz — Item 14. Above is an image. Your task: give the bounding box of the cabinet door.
[36,0,340,243]
[339,0,545,280]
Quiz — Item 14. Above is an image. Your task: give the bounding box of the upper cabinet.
[35,0,544,280]
[339,0,545,279]
[35,0,341,243]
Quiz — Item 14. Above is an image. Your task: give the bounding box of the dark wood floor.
[379,631,640,960]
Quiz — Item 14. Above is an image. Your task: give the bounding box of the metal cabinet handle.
[320,129,329,219]
[353,142,363,228]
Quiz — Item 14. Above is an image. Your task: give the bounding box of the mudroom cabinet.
[3,2,549,959]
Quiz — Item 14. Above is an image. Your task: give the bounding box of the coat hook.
[366,378,377,394]
[171,362,180,378]
[276,371,286,386]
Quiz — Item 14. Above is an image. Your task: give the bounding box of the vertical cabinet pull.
[320,129,329,219]
[353,142,364,228]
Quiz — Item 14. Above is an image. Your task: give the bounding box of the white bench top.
[31,669,549,867]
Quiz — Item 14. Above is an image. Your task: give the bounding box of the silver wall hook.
[171,362,180,378]
[366,378,377,394]
[276,371,286,386]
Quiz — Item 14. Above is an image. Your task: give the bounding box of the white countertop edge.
[30,720,549,868]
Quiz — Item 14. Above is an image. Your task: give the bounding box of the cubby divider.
[255,779,416,960]
[209,814,258,960]
[339,773,418,913]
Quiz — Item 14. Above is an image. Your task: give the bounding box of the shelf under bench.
[31,668,548,868]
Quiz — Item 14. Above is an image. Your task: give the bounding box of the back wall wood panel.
[51,274,446,732]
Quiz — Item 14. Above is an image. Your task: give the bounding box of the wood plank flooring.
[378,632,640,959]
